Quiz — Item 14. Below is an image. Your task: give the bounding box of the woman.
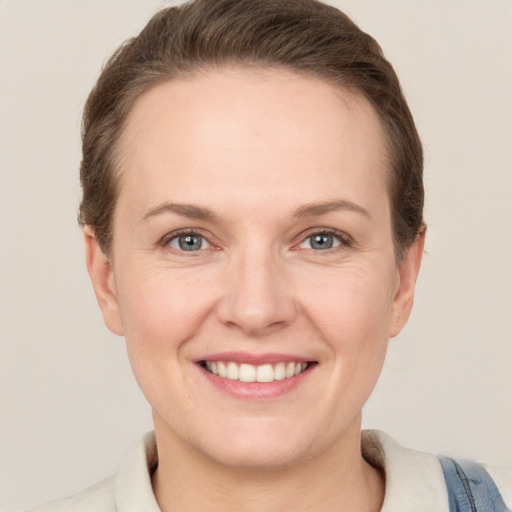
[27,0,511,510]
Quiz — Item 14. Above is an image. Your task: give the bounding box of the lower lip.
[198,364,314,400]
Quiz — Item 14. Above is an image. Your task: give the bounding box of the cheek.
[292,266,395,430]
[296,263,395,406]
[116,267,218,359]
[114,269,216,416]
[298,265,396,344]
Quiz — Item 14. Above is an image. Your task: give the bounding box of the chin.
[196,419,319,471]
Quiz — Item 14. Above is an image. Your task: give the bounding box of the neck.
[152,418,384,512]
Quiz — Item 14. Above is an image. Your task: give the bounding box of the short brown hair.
[79,0,424,261]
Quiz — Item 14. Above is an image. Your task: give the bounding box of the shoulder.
[362,430,449,512]
[362,430,512,512]
[25,432,160,512]
[25,476,116,512]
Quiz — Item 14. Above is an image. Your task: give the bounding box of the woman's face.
[87,67,422,469]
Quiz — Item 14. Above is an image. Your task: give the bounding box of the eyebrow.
[142,202,216,221]
[142,199,370,222]
[292,199,371,220]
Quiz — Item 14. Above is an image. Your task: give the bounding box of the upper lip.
[195,352,315,365]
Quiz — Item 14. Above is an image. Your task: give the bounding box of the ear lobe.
[83,226,124,336]
[389,230,426,338]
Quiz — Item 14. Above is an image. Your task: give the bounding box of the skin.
[85,67,424,511]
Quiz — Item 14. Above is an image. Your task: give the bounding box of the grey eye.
[169,234,210,251]
[300,233,341,250]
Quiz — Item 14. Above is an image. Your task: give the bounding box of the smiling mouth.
[199,360,315,383]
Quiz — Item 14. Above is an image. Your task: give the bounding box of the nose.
[216,246,297,337]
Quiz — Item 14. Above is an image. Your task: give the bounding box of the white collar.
[114,431,160,512]
[362,430,449,512]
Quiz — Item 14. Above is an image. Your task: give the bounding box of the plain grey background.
[1,1,511,510]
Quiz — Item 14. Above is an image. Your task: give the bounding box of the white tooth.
[285,362,295,378]
[256,364,274,383]
[211,362,218,375]
[217,361,227,378]
[239,363,256,382]
[294,362,302,376]
[205,361,212,372]
[301,362,308,372]
[274,362,286,381]
[227,362,239,380]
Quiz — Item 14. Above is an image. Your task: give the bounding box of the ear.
[83,226,124,336]
[389,230,426,338]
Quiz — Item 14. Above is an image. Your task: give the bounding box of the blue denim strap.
[439,456,509,512]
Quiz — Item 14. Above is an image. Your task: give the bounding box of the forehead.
[116,67,389,217]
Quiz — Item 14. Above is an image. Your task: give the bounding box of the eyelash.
[160,228,353,254]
